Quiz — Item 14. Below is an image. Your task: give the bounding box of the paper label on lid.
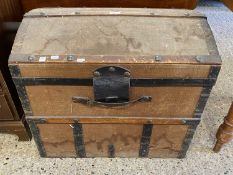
[77,58,85,63]
[51,55,59,60]
[109,11,121,15]
[39,56,46,62]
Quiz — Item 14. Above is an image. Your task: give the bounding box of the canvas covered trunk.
[9,8,221,158]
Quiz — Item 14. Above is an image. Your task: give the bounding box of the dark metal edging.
[193,66,221,118]
[108,144,115,158]
[137,119,200,158]
[73,120,86,158]
[26,118,47,157]
[139,123,153,157]
[8,64,21,77]
[178,119,200,158]
[12,77,217,87]
[179,66,221,158]
[178,123,198,158]
[193,86,213,118]
[208,66,221,79]
[27,118,87,158]
[200,20,220,56]
[9,65,33,116]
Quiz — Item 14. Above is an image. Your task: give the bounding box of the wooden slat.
[37,124,76,157]
[149,125,188,158]
[27,116,199,125]
[33,120,192,158]
[83,124,142,157]
[18,64,211,78]
[26,86,202,118]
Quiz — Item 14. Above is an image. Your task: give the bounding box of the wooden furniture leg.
[213,102,233,152]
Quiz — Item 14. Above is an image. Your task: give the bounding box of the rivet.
[124,72,130,77]
[75,11,80,15]
[67,55,75,61]
[93,71,101,77]
[195,56,202,63]
[154,55,161,61]
[39,118,47,123]
[109,67,116,72]
[28,55,35,61]
[184,13,190,17]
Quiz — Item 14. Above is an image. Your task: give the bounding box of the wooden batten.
[26,116,200,125]
[25,86,203,118]
[15,63,212,78]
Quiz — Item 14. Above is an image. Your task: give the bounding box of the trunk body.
[9,8,221,158]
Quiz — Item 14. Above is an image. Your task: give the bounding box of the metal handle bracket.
[72,96,152,107]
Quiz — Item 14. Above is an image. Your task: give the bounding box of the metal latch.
[72,66,152,107]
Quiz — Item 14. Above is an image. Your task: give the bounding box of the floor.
[0,0,233,174]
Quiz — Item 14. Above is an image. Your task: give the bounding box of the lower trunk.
[27,116,199,158]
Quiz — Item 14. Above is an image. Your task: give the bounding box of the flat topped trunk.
[9,8,221,158]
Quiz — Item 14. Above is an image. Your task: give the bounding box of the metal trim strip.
[179,65,221,157]
[139,123,153,157]
[73,120,86,158]
[13,77,216,87]
[108,144,115,158]
[178,123,198,158]
[26,118,47,157]
[9,65,33,116]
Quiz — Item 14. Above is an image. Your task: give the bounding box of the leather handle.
[72,96,152,107]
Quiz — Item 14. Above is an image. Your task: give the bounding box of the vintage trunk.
[9,8,221,158]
